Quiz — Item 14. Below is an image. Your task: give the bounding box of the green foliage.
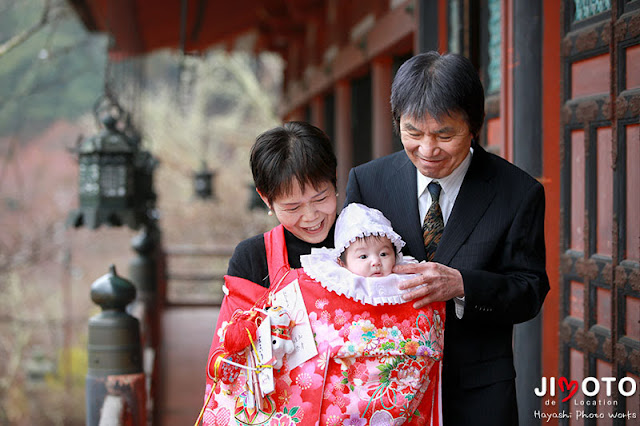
[0,0,107,138]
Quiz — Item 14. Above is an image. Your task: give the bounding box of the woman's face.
[265,180,337,244]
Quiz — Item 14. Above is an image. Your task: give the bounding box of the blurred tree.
[0,0,106,139]
[0,0,53,58]
[0,2,285,423]
[143,49,283,245]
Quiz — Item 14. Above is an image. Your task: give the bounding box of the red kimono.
[202,225,445,426]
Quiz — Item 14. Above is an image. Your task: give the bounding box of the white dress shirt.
[416,148,473,318]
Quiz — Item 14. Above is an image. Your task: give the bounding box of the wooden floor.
[157,306,219,426]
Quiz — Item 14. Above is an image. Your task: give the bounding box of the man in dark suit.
[344,51,549,425]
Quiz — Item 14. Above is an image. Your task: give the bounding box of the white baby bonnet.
[300,203,419,305]
[333,202,405,258]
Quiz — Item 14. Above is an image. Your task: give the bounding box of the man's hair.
[391,51,485,139]
[250,121,337,205]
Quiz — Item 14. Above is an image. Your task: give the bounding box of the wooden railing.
[163,244,235,307]
[85,236,236,425]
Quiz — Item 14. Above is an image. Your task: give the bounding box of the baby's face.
[342,237,396,277]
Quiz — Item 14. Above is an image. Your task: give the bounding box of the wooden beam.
[282,2,414,116]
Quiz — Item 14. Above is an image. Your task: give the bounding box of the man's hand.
[394,262,464,309]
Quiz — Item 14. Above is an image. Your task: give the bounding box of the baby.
[301,203,418,305]
[338,233,396,277]
[335,203,400,277]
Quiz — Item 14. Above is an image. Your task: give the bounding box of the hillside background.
[0,0,281,423]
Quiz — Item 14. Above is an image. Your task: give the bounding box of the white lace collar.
[300,247,419,306]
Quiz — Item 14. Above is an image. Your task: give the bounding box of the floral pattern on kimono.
[203,225,444,426]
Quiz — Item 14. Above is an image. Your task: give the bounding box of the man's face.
[399,112,473,179]
[341,237,396,278]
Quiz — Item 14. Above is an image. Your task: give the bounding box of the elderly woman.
[200,121,444,426]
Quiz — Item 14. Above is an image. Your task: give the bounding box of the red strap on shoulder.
[264,225,294,289]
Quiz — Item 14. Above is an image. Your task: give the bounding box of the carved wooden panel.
[560,0,640,423]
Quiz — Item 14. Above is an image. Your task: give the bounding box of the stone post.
[86,265,146,426]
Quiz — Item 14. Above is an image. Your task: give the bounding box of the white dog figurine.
[266,306,295,369]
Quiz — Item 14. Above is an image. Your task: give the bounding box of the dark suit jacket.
[345,142,549,426]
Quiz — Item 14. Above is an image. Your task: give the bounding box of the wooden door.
[560,0,640,424]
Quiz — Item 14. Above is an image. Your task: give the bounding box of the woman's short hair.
[391,51,485,138]
[250,121,337,204]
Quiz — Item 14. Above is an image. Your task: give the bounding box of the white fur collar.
[300,247,418,306]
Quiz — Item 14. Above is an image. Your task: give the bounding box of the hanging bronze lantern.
[68,99,140,229]
[133,148,159,219]
[194,161,215,200]
[124,116,158,221]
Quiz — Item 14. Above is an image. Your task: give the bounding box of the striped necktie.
[423,182,444,261]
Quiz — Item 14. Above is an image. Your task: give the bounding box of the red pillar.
[438,0,448,53]
[542,0,562,420]
[335,80,352,206]
[310,96,325,129]
[500,0,514,162]
[372,56,393,159]
[285,107,305,123]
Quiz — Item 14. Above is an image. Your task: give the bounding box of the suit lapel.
[434,143,497,265]
[388,153,426,261]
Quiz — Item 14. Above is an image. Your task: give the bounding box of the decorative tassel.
[223,318,258,354]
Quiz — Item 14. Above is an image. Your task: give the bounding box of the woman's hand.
[394,262,464,309]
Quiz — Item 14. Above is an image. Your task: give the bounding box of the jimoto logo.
[532,377,638,422]
[534,377,637,402]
